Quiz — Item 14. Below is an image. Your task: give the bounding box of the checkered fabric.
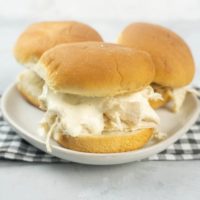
[0,106,63,162]
[0,88,200,162]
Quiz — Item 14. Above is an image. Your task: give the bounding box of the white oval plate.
[1,84,200,165]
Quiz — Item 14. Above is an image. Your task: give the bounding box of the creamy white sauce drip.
[39,85,161,138]
[168,87,199,112]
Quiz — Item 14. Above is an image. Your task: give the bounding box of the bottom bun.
[57,128,153,153]
[17,70,44,109]
[149,89,171,109]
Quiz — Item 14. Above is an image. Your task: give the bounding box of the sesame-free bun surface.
[14,21,103,65]
[37,42,155,97]
[17,70,44,109]
[117,23,195,88]
[57,128,153,153]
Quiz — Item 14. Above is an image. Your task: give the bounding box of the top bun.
[117,23,195,88]
[14,21,103,66]
[35,42,155,97]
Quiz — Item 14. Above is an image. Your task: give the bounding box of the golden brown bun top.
[117,22,195,88]
[37,42,155,97]
[14,21,103,65]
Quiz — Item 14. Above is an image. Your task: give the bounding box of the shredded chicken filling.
[151,83,199,112]
[39,86,161,140]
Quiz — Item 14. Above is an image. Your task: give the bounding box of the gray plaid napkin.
[0,107,62,162]
[0,89,200,162]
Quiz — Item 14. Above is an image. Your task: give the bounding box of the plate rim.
[1,83,200,162]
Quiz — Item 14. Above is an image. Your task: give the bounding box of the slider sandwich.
[35,42,161,153]
[14,21,103,109]
[117,23,196,112]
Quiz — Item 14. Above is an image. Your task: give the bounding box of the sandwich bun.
[57,128,153,153]
[117,22,195,88]
[15,21,103,108]
[38,42,156,153]
[14,21,103,66]
[36,42,155,97]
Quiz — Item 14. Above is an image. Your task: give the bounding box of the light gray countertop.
[1,161,200,200]
[1,3,200,198]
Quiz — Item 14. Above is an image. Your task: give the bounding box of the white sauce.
[170,87,187,112]
[169,87,200,112]
[39,85,161,138]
